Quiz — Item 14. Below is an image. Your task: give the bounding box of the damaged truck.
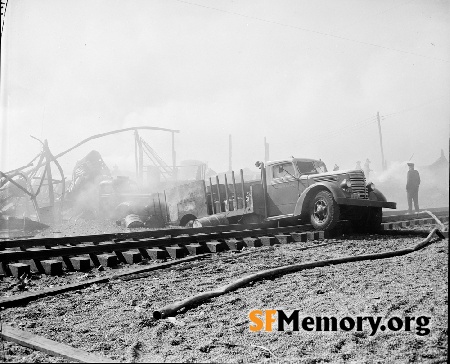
[98,157,396,232]
[185,157,396,232]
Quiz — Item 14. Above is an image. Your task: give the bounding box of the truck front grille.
[348,171,368,199]
[313,176,338,183]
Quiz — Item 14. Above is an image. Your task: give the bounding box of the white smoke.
[371,160,448,210]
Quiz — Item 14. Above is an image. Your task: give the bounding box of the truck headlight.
[340,179,352,190]
[366,182,375,192]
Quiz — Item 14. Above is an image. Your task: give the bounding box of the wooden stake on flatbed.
[215,175,222,212]
[232,171,238,210]
[240,169,246,209]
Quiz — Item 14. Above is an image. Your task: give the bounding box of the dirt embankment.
[0,225,447,363]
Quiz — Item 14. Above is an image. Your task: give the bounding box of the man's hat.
[407,162,414,166]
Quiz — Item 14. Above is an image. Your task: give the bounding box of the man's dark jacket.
[406,169,420,191]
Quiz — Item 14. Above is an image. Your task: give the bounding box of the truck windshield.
[296,161,327,174]
[273,162,296,179]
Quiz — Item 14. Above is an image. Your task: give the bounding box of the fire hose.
[153,227,446,319]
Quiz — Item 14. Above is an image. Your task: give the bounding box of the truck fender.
[293,182,347,219]
[368,188,388,202]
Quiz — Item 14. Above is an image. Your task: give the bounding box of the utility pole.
[171,131,177,181]
[377,112,386,170]
[264,137,269,165]
[228,134,232,172]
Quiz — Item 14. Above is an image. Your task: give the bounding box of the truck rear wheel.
[309,190,340,231]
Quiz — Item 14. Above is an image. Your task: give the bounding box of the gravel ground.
[0,220,447,363]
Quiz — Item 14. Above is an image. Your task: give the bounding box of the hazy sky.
[1,0,449,177]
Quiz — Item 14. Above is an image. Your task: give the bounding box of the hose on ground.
[421,210,445,230]
[153,228,444,319]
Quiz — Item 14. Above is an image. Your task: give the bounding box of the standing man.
[406,162,420,213]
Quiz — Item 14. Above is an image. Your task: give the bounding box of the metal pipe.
[171,131,177,181]
[209,177,215,214]
[201,180,209,216]
[224,174,230,211]
[261,163,268,218]
[157,193,163,220]
[215,175,222,212]
[240,169,246,209]
[232,171,238,210]
[134,131,139,180]
[163,190,169,223]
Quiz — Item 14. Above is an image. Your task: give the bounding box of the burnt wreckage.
[1,126,396,232]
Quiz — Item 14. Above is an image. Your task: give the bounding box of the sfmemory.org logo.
[249,310,431,336]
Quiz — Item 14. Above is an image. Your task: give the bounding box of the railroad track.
[0,210,448,278]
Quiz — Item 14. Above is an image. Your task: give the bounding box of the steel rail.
[382,209,448,223]
[0,222,310,250]
[2,209,447,250]
[0,224,317,262]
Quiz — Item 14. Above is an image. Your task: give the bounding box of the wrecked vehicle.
[66,150,111,203]
[99,176,168,228]
[65,150,111,219]
[191,157,396,232]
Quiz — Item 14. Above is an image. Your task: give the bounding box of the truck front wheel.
[309,190,340,231]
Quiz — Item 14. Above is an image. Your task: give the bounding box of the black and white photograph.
[0,0,448,362]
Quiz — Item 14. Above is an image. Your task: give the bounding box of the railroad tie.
[40,260,63,276]
[243,237,262,248]
[400,221,408,228]
[224,238,245,251]
[96,253,118,267]
[259,236,277,246]
[55,256,91,272]
[289,232,312,243]
[275,234,293,244]
[8,263,30,278]
[185,243,206,255]
[165,245,187,259]
[120,250,142,264]
[69,257,91,271]
[314,231,325,240]
[0,262,10,276]
[146,248,168,260]
[20,258,62,276]
[206,240,227,253]
[137,248,150,260]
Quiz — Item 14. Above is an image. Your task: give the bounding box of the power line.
[337,0,417,34]
[307,115,378,143]
[1,0,8,38]
[383,95,448,118]
[173,0,449,63]
[308,95,447,144]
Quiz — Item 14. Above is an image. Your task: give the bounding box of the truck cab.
[266,158,327,217]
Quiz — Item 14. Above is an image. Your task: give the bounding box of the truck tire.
[366,207,382,233]
[179,214,197,227]
[309,190,340,231]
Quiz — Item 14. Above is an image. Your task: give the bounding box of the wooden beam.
[0,324,117,363]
